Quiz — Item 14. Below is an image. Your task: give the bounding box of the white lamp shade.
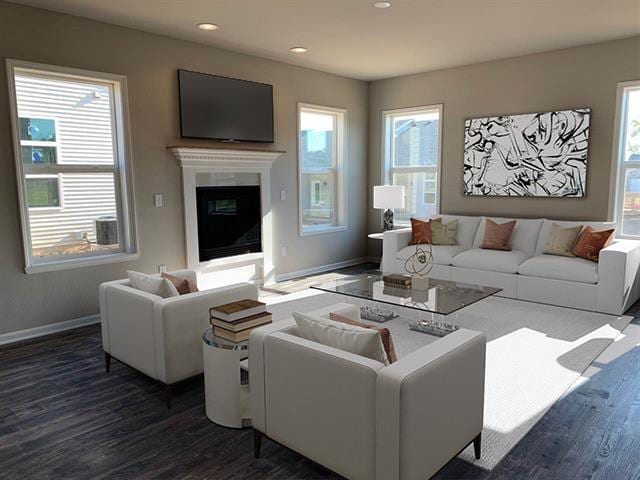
[373,185,405,209]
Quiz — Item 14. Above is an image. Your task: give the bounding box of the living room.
[1,1,639,479]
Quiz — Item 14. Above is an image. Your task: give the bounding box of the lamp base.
[383,209,394,231]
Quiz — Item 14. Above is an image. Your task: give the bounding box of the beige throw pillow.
[543,223,582,257]
[293,312,389,365]
[127,270,179,298]
[430,218,458,245]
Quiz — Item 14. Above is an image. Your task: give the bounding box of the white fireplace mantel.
[169,146,285,285]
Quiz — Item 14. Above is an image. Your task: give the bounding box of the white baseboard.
[275,257,369,283]
[0,314,100,346]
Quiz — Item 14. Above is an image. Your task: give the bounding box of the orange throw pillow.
[409,217,433,245]
[573,226,615,262]
[329,312,397,364]
[480,219,516,251]
[161,272,199,295]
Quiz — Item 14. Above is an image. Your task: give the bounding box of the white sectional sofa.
[382,216,640,315]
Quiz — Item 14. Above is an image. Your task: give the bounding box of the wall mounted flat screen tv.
[178,69,274,143]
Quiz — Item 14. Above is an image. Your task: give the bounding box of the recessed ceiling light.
[373,1,391,8]
[289,47,308,53]
[197,23,218,31]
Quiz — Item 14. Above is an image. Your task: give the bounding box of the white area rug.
[264,290,632,471]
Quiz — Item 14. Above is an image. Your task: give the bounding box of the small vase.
[411,275,430,291]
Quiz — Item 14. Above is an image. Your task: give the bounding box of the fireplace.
[196,185,262,261]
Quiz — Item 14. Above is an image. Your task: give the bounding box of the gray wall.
[0,2,368,335]
[367,36,640,255]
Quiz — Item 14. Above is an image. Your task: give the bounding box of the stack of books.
[382,274,412,289]
[210,299,272,342]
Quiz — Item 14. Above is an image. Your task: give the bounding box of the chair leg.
[164,383,172,409]
[254,429,262,458]
[473,432,482,460]
[104,352,111,373]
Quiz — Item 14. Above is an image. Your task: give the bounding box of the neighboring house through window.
[298,103,347,235]
[612,80,640,238]
[382,105,442,224]
[7,60,137,273]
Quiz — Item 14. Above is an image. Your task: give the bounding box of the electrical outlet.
[154,193,163,208]
[158,264,167,273]
[280,190,286,201]
[281,246,287,257]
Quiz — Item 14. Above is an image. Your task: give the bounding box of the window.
[613,80,640,238]
[7,60,137,273]
[298,103,347,235]
[382,105,442,224]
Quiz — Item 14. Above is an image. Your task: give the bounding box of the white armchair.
[99,269,258,407]
[249,304,486,480]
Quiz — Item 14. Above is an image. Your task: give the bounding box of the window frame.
[297,102,348,236]
[381,104,443,226]
[6,59,138,273]
[610,80,640,240]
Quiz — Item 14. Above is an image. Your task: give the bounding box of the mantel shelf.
[169,146,285,168]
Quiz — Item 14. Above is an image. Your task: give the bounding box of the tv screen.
[178,69,274,143]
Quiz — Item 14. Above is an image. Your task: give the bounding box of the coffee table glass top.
[311,274,501,316]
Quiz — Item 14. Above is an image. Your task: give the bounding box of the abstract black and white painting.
[463,109,590,197]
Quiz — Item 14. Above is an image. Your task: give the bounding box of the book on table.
[210,312,273,332]
[213,320,272,343]
[382,274,412,288]
[209,298,266,322]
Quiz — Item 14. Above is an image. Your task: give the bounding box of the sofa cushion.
[451,248,530,274]
[293,312,389,365]
[430,218,458,245]
[542,223,582,257]
[480,219,516,251]
[473,217,542,255]
[397,244,465,266]
[408,217,432,245]
[573,226,615,262]
[535,219,616,255]
[437,215,481,249]
[161,272,199,295]
[518,255,598,284]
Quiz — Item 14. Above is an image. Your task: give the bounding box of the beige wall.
[0,2,368,335]
[367,36,640,255]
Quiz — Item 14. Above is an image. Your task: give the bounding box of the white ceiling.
[9,0,640,80]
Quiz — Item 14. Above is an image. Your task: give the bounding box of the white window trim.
[380,104,443,227]
[6,59,139,274]
[610,79,640,239]
[297,102,348,236]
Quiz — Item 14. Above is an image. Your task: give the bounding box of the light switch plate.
[158,264,167,273]
[280,190,286,201]
[281,246,287,257]
[154,193,163,208]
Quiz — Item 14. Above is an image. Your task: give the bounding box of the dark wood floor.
[1,265,639,479]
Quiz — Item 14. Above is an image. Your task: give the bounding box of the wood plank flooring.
[1,264,639,479]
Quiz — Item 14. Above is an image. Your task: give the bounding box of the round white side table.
[202,329,250,428]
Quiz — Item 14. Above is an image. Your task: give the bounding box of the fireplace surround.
[170,146,284,285]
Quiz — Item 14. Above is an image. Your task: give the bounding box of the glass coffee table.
[311,274,501,336]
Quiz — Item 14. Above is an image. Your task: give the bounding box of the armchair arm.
[260,332,384,480]
[376,329,486,480]
[100,283,161,379]
[382,228,412,273]
[154,282,259,383]
[597,239,640,315]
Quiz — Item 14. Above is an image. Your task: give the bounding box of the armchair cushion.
[293,312,389,365]
[127,270,178,298]
[162,272,199,295]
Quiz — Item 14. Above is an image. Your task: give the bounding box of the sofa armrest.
[376,329,486,480]
[154,282,259,383]
[597,239,640,315]
[382,228,412,273]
